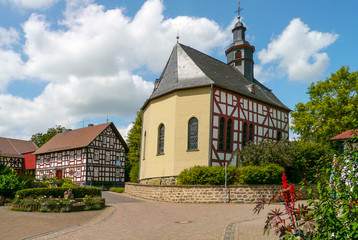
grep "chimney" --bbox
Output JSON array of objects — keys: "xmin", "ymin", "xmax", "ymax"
[{"xmin": 88, "ymin": 124, "xmax": 94, "ymax": 127}]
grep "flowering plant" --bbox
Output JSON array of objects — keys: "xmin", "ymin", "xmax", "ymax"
[{"xmin": 254, "ymin": 173, "xmax": 315, "ymax": 239}]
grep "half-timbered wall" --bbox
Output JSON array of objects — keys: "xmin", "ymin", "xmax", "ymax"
[
  {"xmin": 211, "ymin": 86, "xmax": 289, "ymax": 166},
  {"xmin": 35, "ymin": 126, "xmax": 126, "ymax": 186},
  {"xmin": 0, "ymin": 157, "xmax": 23, "ymax": 170}
]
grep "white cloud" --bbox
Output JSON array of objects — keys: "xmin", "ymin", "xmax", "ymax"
[
  {"xmin": 0, "ymin": 0, "xmax": 231, "ymax": 139},
  {"xmin": 118, "ymin": 123, "xmax": 133, "ymax": 141},
  {"xmin": 1, "ymin": 0, "xmax": 59, "ymax": 10},
  {"xmin": 257, "ymin": 18, "xmax": 338, "ymax": 82}
]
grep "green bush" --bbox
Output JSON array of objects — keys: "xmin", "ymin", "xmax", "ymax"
[
  {"xmin": 15, "ymin": 187, "xmax": 101, "ymax": 199},
  {"xmin": 177, "ymin": 166, "xmax": 241, "ymax": 185},
  {"xmin": 110, "ymin": 187, "xmax": 125, "ymax": 193},
  {"xmin": 0, "ymin": 164, "xmax": 25, "ymax": 198},
  {"xmin": 239, "ymin": 164, "xmax": 284, "ymax": 184}
]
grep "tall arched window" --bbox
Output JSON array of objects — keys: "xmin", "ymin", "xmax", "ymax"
[
  {"xmin": 226, "ymin": 119, "xmax": 232, "ymax": 150},
  {"xmin": 242, "ymin": 122, "xmax": 247, "ymax": 147},
  {"xmin": 249, "ymin": 124, "xmax": 254, "ymax": 142},
  {"xmin": 157, "ymin": 124, "xmax": 165, "ymax": 155},
  {"xmin": 143, "ymin": 131, "xmax": 146, "ymax": 160},
  {"xmin": 219, "ymin": 118, "xmax": 225, "ymax": 150},
  {"xmin": 188, "ymin": 117, "xmax": 198, "ymax": 150}
]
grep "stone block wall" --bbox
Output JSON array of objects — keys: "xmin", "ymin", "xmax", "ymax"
[{"xmin": 125, "ymin": 183, "xmax": 315, "ymax": 204}]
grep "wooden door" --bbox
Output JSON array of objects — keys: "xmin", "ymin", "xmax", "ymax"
[{"xmin": 56, "ymin": 170, "xmax": 63, "ymax": 180}]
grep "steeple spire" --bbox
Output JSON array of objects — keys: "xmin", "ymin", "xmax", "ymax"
[{"xmin": 226, "ymin": 0, "xmax": 255, "ymax": 82}]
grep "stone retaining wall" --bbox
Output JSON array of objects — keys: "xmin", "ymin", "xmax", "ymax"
[
  {"xmin": 125, "ymin": 183, "xmax": 315, "ymax": 203},
  {"xmin": 125, "ymin": 183, "xmax": 314, "ymax": 203}
]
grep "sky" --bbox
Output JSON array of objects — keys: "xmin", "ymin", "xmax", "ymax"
[{"xmin": 0, "ymin": 0, "xmax": 357, "ymax": 141}]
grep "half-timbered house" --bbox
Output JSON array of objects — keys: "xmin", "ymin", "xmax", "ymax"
[
  {"xmin": 139, "ymin": 12, "xmax": 290, "ymax": 184},
  {"xmin": 0, "ymin": 137, "xmax": 38, "ymax": 173},
  {"xmin": 34, "ymin": 122, "xmax": 128, "ymax": 186}
]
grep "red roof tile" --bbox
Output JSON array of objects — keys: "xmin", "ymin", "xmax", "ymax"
[
  {"xmin": 34, "ymin": 122, "xmax": 128, "ymax": 155},
  {"xmin": 330, "ymin": 129, "xmax": 358, "ymax": 141},
  {"xmin": 0, "ymin": 137, "xmax": 38, "ymax": 158}
]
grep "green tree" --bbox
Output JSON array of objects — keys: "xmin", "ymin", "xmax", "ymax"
[
  {"xmin": 125, "ymin": 111, "xmax": 142, "ymax": 183},
  {"xmin": 236, "ymin": 139, "xmax": 295, "ymax": 169},
  {"xmin": 31, "ymin": 125, "xmax": 67, "ymax": 147},
  {"xmin": 0, "ymin": 162, "xmax": 25, "ymax": 198},
  {"xmin": 291, "ymin": 66, "xmax": 358, "ymax": 144}
]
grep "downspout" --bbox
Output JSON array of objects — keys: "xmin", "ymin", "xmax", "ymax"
[{"xmin": 208, "ymin": 84, "xmax": 214, "ymax": 167}]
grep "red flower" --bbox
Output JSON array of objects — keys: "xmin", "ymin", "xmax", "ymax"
[{"xmin": 282, "ymin": 173, "xmax": 289, "ymax": 189}]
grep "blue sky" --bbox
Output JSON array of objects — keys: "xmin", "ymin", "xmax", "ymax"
[{"xmin": 0, "ymin": 0, "xmax": 357, "ymax": 140}]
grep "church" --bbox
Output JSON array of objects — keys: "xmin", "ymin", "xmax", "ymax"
[{"xmin": 139, "ymin": 11, "xmax": 290, "ymax": 184}]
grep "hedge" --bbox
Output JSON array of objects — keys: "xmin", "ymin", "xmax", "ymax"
[
  {"xmin": 15, "ymin": 187, "xmax": 101, "ymax": 199},
  {"xmin": 177, "ymin": 164, "xmax": 284, "ymax": 185}
]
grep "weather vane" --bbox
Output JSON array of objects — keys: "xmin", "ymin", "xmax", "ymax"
[{"xmin": 236, "ymin": 0, "xmax": 243, "ymax": 21}]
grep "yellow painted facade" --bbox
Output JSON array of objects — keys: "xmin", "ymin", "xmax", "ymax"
[{"xmin": 140, "ymin": 86, "xmax": 211, "ymax": 180}]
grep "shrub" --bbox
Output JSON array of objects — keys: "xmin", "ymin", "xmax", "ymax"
[
  {"xmin": 177, "ymin": 166, "xmax": 241, "ymax": 185},
  {"xmin": 0, "ymin": 164, "xmax": 25, "ymax": 198},
  {"xmin": 110, "ymin": 187, "xmax": 125, "ymax": 193},
  {"xmin": 15, "ymin": 187, "xmax": 101, "ymax": 199},
  {"xmin": 83, "ymin": 195, "xmax": 104, "ymax": 210},
  {"xmin": 240, "ymin": 164, "xmax": 284, "ymax": 184},
  {"xmin": 236, "ymin": 140, "xmax": 295, "ymax": 169}
]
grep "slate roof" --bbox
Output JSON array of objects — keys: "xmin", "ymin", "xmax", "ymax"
[
  {"xmin": 142, "ymin": 43, "xmax": 290, "ymax": 111},
  {"xmin": 34, "ymin": 122, "xmax": 128, "ymax": 155},
  {"xmin": 0, "ymin": 137, "xmax": 38, "ymax": 158},
  {"xmin": 330, "ymin": 129, "xmax": 358, "ymax": 141}
]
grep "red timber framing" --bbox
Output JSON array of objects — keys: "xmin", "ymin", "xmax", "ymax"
[
  {"xmin": 35, "ymin": 125, "xmax": 126, "ymax": 186},
  {"xmin": 210, "ymin": 86, "xmax": 289, "ymax": 167}
]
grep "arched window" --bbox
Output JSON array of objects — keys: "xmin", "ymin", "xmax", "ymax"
[
  {"xmin": 157, "ymin": 124, "xmax": 165, "ymax": 155},
  {"xmin": 188, "ymin": 117, "xmax": 199, "ymax": 150},
  {"xmin": 249, "ymin": 124, "xmax": 254, "ymax": 142},
  {"xmin": 277, "ymin": 131, "xmax": 281, "ymax": 141},
  {"xmin": 219, "ymin": 118, "xmax": 225, "ymax": 150},
  {"xmin": 143, "ymin": 131, "xmax": 146, "ymax": 160},
  {"xmin": 226, "ymin": 119, "xmax": 232, "ymax": 150},
  {"xmin": 242, "ymin": 122, "xmax": 247, "ymax": 147},
  {"xmin": 235, "ymin": 51, "xmax": 242, "ymax": 66}
]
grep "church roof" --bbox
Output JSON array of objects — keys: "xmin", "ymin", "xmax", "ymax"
[
  {"xmin": 0, "ymin": 137, "xmax": 38, "ymax": 158},
  {"xmin": 143, "ymin": 43, "xmax": 290, "ymax": 111},
  {"xmin": 34, "ymin": 122, "xmax": 128, "ymax": 155}
]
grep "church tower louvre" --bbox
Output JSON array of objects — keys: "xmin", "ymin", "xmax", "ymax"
[{"xmin": 225, "ymin": 1, "xmax": 255, "ymax": 81}]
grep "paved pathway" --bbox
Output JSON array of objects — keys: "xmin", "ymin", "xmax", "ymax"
[{"xmin": 0, "ymin": 192, "xmax": 282, "ymax": 240}]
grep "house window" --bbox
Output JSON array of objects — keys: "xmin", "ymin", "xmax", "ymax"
[
  {"xmin": 94, "ymin": 167, "xmax": 99, "ymax": 177},
  {"xmin": 40, "ymin": 157, "xmax": 44, "ymax": 164},
  {"xmin": 249, "ymin": 124, "xmax": 254, "ymax": 142},
  {"xmin": 219, "ymin": 118, "xmax": 225, "ymax": 150},
  {"xmin": 106, "ymin": 152, "xmax": 110, "ymax": 161},
  {"xmin": 69, "ymin": 169, "xmax": 74, "ymax": 177},
  {"xmin": 70, "ymin": 151, "xmax": 74, "ymax": 160},
  {"xmin": 116, "ymin": 170, "xmax": 120, "ymax": 177},
  {"xmin": 277, "ymin": 131, "xmax": 281, "ymax": 141},
  {"xmin": 116, "ymin": 153, "xmax": 121, "ymax": 166},
  {"xmin": 103, "ymin": 136, "xmax": 107, "ymax": 145},
  {"xmin": 77, "ymin": 150, "xmax": 81, "ymax": 160},
  {"xmin": 157, "ymin": 124, "xmax": 165, "ymax": 155},
  {"xmin": 110, "ymin": 137, "xmax": 113, "ymax": 146},
  {"xmin": 95, "ymin": 150, "xmax": 99, "ymax": 161},
  {"xmin": 58, "ymin": 153, "xmax": 61, "ymax": 162},
  {"xmin": 242, "ymin": 122, "xmax": 247, "ymax": 147},
  {"xmin": 188, "ymin": 117, "xmax": 198, "ymax": 150},
  {"xmin": 226, "ymin": 119, "xmax": 232, "ymax": 150},
  {"xmin": 77, "ymin": 168, "xmax": 81, "ymax": 176}
]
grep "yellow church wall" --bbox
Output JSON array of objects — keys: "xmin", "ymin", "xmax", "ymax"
[{"xmin": 140, "ymin": 86, "xmax": 211, "ymax": 180}]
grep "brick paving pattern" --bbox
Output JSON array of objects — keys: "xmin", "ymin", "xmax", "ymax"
[{"xmin": 0, "ymin": 191, "xmax": 283, "ymax": 240}]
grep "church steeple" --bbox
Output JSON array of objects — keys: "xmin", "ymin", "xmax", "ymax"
[{"xmin": 225, "ymin": 1, "xmax": 255, "ymax": 81}]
